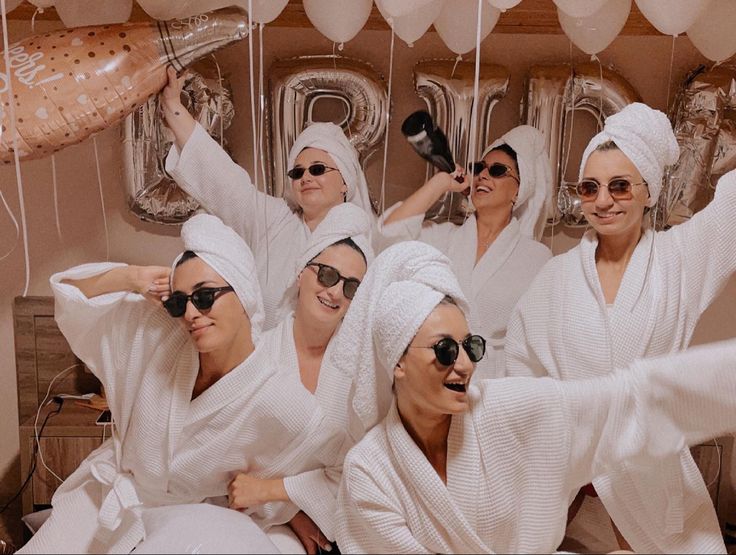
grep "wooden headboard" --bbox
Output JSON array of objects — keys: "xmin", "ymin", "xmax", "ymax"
[{"xmin": 13, "ymin": 296, "xmax": 100, "ymax": 423}]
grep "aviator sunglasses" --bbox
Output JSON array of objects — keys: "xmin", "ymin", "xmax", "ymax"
[
  {"xmin": 287, "ymin": 163, "xmax": 339, "ymax": 180},
  {"xmin": 409, "ymin": 335, "xmax": 486, "ymax": 366},
  {"xmin": 163, "ymin": 285, "xmax": 234, "ymax": 318},
  {"xmin": 469, "ymin": 161, "xmax": 519, "ymax": 182},
  {"xmin": 306, "ymin": 262, "xmax": 361, "ymax": 300},
  {"xmin": 574, "ymin": 178, "xmax": 647, "ymax": 201}
]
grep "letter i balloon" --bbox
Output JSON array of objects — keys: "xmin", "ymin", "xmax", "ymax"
[{"xmin": 0, "ymin": 11, "xmax": 247, "ymax": 164}]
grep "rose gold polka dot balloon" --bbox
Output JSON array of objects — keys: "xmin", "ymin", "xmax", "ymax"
[{"xmin": 0, "ymin": 11, "xmax": 247, "ymax": 163}]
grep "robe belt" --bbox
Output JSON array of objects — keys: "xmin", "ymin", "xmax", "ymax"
[{"xmin": 90, "ymin": 459, "xmax": 143, "ymax": 531}]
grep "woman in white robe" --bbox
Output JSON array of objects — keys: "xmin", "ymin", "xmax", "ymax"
[
  {"xmin": 332, "ymin": 241, "xmax": 736, "ymax": 554},
  {"xmin": 504, "ymin": 102, "xmax": 736, "ymax": 552},
  {"xmin": 226, "ymin": 202, "xmax": 373, "ymax": 553},
  {"xmin": 161, "ymin": 67, "xmax": 376, "ymax": 329},
  {"xmin": 19, "ymin": 215, "xmax": 345, "ymax": 554},
  {"xmin": 378, "ymin": 125, "xmax": 552, "ymax": 378}
]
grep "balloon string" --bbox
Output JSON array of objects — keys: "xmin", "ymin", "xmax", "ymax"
[
  {"xmin": 379, "ymin": 27, "xmax": 395, "ymax": 216},
  {"xmin": 666, "ymin": 34, "xmax": 676, "ymax": 113},
  {"xmin": 257, "ymin": 22, "xmax": 270, "ymax": 290},
  {"xmin": 464, "ymin": 0, "xmax": 484, "ymax": 216},
  {"xmin": 30, "ymin": 6, "xmax": 41, "ymax": 33},
  {"xmin": 51, "ymin": 154, "xmax": 62, "ymax": 240},
  {"xmin": 595, "ymin": 54, "xmax": 604, "ymax": 130},
  {"xmin": 92, "ymin": 138, "xmax": 109, "ymax": 261},
  {"xmin": 1, "ymin": 0, "xmax": 30, "ymax": 295},
  {"xmin": 451, "ymin": 54, "xmax": 462, "ymax": 79},
  {"xmin": 0, "ymin": 182, "xmax": 20, "ymax": 262}
]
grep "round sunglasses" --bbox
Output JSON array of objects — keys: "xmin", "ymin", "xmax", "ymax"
[
  {"xmin": 306, "ymin": 262, "xmax": 361, "ymax": 300},
  {"xmin": 469, "ymin": 161, "xmax": 519, "ymax": 182},
  {"xmin": 162, "ymin": 285, "xmax": 234, "ymax": 318},
  {"xmin": 409, "ymin": 335, "xmax": 486, "ymax": 366},
  {"xmin": 287, "ymin": 163, "xmax": 339, "ymax": 181},
  {"xmin": 575, "ymin": 178, "xmax": 646, "ymax": 201}
]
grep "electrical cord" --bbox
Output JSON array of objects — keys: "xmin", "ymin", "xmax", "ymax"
[{"xmin": 0, "ymin": 398, "xmax": 63, "ymax": 514}]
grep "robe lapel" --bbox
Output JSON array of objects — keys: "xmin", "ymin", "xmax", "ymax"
[
  {"xmin": 166, "ymin": 344, "xmax": 199, "ymax": 461},
  {"xmin": 470, "ymin": 218, "xmax": 522, "ymax": 303},
  {"xmin": 386, "ymin": 403, "xmax": 490, "ymax": 553},
  {"xmin": 580, "ymin": 230, "xmax": 659, "ymax": 368},
  {"xmin": 446, "ymin": 411, "xmax": 482, "ymax": 531}
]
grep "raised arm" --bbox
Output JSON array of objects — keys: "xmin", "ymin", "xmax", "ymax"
[
  {"xmin": 561, "ymin": 339, "xmax": 736, "ymax": 487},
  {"xmin": 51, "ymin": 263, "xmax": 176, "ymax": 417},
  {"xmin": 160, "ymin": 67, "xmax": 292, "ymax": 246},
  {"xmin": 383, "ymin": 168, "xmax": 469, "ymax": 226},
  {"xmin": 663, "ymin": 168, "xmax": 736, "ymax": 315}
]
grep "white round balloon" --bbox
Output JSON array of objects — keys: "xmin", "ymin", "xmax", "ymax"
[
  {"xmin": 55, "ymin": 0, "xmax": 132, "ymax": 27},
  {"xmin": 687, "ymin": 0, "xmax": 736, "ymax": 62},
  {"xmin": 377, "ymin": 0, "xmax": 445, "ymax": 46},
  {"xmin": 487, "ymin": 0, "xmax": 521, "ymax": 10},
  {"xmin": 378, "ymin": 0, "xmax": 437, "ymax": 19},
  {"xmin": 303, "ymin": 0, "xmax": 373, "ymax": 43},
  {"xmin": 553, "ymin": 0, "xmax": 607, "ymax": 18},
  {"xmin": 434, "ymin": 0, "xmax": 500, "ymax": 55},
  {"xmin": 558, "ymin": 0, "xmax": 631, "ymax": 55},
  {"xmin": 635, "ymin": 0, "xmax": 712, "ymax": 36}
]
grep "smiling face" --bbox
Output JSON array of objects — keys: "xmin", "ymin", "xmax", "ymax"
[
  {"xmin": 394, "ymin": 302, "xmax": 475, "ymax": 417},
  {"xmin": 295, "ymin": 242, "xmax": 367, "ymax": 331},
  {"xmin": 580, "ymin": 148, "xmax": 649, "ymax": 239},
  {"xmin": 290, "ymin": 147, "xmax": 348, "ymax": 217},
  {"xmin": 171, "ymin": 257, "xmax": 252, "ymax": 354},
  {"xmin": 471, "ymin": 148, "xmax": 520, "ymax": 215}
]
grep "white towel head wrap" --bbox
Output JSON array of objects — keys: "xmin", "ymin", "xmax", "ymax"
[
  {"xmin": 277, "ymin": 202, "xmax": 375, "ymax": 319},
  {"xmin": 171, "ymin": 214, "xmax": 264, "ymax": 342},
  {"xmin": 330, "ymin": 241, "xmax": 469, "ymax": 436},
  {"xmin": 484, "ymin": 125, "xmax": 552, "ymax": 240},
  {"xmin": 287, "ymin": 122, "xmax": 376, "ymax": 218},
  {"xmin": 579, "ymin": 102, "xmax": 679, "ymax": 207}
]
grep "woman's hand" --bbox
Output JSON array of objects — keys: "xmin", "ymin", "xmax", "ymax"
[
  {"xmin": 227, "ymin": 474, "xmax": 289, "ymax": 509},
  {"xmin": 129, "ymin": 265, "xmax": 171, "ymax": 304},
  {"xmin": 288, "ymin": 511, "xmax": 332, "ymax": 554},
  {"xmin": 427, "ymin": 164, "xmax": 471, "ymax": 195}
]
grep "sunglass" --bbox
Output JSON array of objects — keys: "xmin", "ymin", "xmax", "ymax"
[
  {"xmin": 162, "ymin": 285, "xmax": 234, "ymax": 318},
  {"xmin": 409, "ymin": 335, "xmax": 486, "ymax": 366},
  {"xmin": 287, "ymin": 163, "xmax": 339, "ymax": 180},
  {"xmin": 574, "ymin": 178, "xmax": 647, "ymax": 201},
  {"xmin": 469, "ymin": 161, "xmax": 519, "ymax": 182},
  {"xmin": 306, "ymin": 262, "xmax": 361, "ymax": 300}
]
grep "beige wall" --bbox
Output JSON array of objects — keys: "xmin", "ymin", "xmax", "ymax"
[{"xmin": 2, "ymin": 18, "xmax": 735, "ymax": 540}]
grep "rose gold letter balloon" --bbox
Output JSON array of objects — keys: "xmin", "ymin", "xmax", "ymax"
[{"xmin": 0, "ymin": 11, "xmax": 247, "ymax": 163}]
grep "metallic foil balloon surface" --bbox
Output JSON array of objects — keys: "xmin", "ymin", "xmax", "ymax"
[
  {"xmin": 413, "ymin": 59, "xmax": 509, "ymax": 224},
  {"xmin": 657, "ymin": 65, "xmax": 736, "ymax": 228},
  {"xmin": 0, "ymin": 11, "xmax": 247, "ymax": 163},
  {"xmin": 124, "ymin": 58, "xmax": 234, "ymax": 225},
  {"xmin": 267, "ymin": 55, "xmax": 388, "ymax": 211},
  {"xmin": 523, "ymin": 63, "xmax": 640, "ymax": 227}
]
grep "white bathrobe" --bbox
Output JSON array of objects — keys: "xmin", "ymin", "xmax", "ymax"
[
  {"xmin": 336, "ymin": 340, "xmax": 736, "ymax": 554},
  {"xmin": 504, "ymin": 170, "xmax": 736, "ymax": 552},
  {"xmin": 20, "ymin": 263, "xmax": 346, "ymax": 554},
  {"xmin": 379, "ymin": 211, "xmax": 551, "ymax": 378},
  {"xmin": 166, "ymin": 125, "xmax": 375, "ymax": 330},
  {"xmin": 258, "ymin": 316, "xmax": 357, "ymax": 541}
]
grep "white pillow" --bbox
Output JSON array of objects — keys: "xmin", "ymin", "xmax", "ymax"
[{"xmin": 135, "ymin": 503, "xmax": 280, "ymax": 554}]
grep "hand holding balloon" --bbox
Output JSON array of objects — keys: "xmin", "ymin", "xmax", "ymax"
[
  {"xmin": 401, "ymin": 110, "xmax": 464, "ymax": 182},
  {"xmin": 161, "ymin": 66, "xmax": 196, "ymax": 150}
]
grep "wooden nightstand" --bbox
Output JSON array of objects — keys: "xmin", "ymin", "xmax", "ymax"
[{"xmin": 18, "ymin": 402, "xmax": 110, "ymax": 516}]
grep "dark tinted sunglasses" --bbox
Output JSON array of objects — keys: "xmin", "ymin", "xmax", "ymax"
[
  {"xmin": 410, "ymin": 335, "xmax": 486, "ymax": 366},
  {"xmin": 470, "ymin": 161, "xmax": 519, "ymax": 181},
  {"xmin": 306, "ymin": 262, "xmax": 361, "ymax": 300},
  {"xmin": 574, "ymin": 178, "xmax": 646, "ymax": 201},
  {"xmin": 162, "ymin": 285, "xmax": 234, "ymax": 318},
  {"xmin": 287, "ymin": 163, "xmax": 339, "ymax": 180}
]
